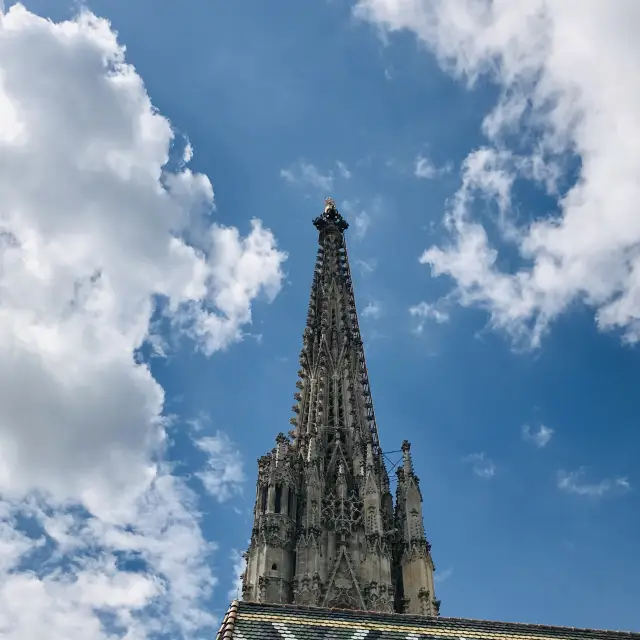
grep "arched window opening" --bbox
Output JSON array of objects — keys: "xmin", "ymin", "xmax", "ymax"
[
  {"xmin": 274, "ymin": 485, "xmax": 283, "ymax": 513},
  {"xmin": 260, "ymin": 486, "xmax": 267, "ymax": 514}
]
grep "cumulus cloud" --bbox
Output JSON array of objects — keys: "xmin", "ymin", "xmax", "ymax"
[
  {"xmin": 464, "ymin": 452, "xmax": 496, "ymax": 479},
  {"xmin": 0, "ymin": 4, "xmax": 285, "ymax": 638},
  {"xmin": 195, "ymin": 432, "xmax": 245, "ymax": 502},
  {"xmin": 355, "ymin": 0, "xmax": 640, "ymax": 347},
  {"xmin": 521, "ymin": 423, "xmax": 554, "ymax": 448},
  {"xmin": 1, "ymin": 473, "xmax": 216, "ymax": 639},
  {"xmin": 558, "ymin": 469, "xmax": 631, "ymax": 499}
]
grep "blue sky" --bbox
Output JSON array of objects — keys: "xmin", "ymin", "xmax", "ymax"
[{"xmin": 1, "ymin": 1, "xmax": 640, "ymax": 638}]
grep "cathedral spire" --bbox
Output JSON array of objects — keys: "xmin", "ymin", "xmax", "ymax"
[{"xmin": 242, "ymin": 199, "xmax": 438, "ymax": 614}]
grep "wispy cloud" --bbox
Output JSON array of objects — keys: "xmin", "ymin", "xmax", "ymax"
[
  {"xmin": 557, "ymin": 469, "xmax": 631, "ymax": 498},
  {"xmin": 227, "ymin": 547, "xmax": 247, "ymax": 600},
  {"xmin": 195, "ymin": 431, "xmax": 245, "ymax": 502},
  {"xmin": 280, "ymin": 159, "xmax": 352, "ymax": 193},
  {"xmin": 354, "ymin": 210, "xmax": 371, "ymax": 238},
  {"xmin": 362, "ymin": 301, "xmax": 382, "ymax": 320},
  {"xmin": 336, "ymin": 160, "xmax": 352, "ymax": 179},
  {"xmin": 355, "ymin": 258, "xmax": 377, "ymax": 275},
  {"xmin": 464, "ymin": 452, "xmax": 496, "ymax": 479},
  {"xmin": 410, "ymin": 301, "xmax": 449, "ymax": 324},
  {"xmin": 356, "ymin": 1, "xmax": 640, "ymax": 348},
  {"xmin": 521, "ymin": 423, "xmax": 554, "ymax": 448},
  {"xmin": 414, "ymin": 155, "xmax": 452, "ymax": 180},
  {"xmin": 409, "ymin": 301, "xmax": 450, "ymax": 334},
  {"xmin": 280, "ymin": 161, "xmax": 334, "ymax": 192},
  {"xmin": 342, "ymin": 200, "xmax": 373, "ymax": 239},
  {"xmin": 434, "ymin": 567, "xmax": 454, "ymax": 583}
]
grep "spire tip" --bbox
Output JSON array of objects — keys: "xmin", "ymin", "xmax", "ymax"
[{"xmin": 313, "ymin": 197, "xmax": 349, "ymax": 233}]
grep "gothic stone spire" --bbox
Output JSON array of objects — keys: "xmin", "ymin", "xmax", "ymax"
[{"xmin": 242, "ymin": 199, "xmax": 438, "ymax": 615}]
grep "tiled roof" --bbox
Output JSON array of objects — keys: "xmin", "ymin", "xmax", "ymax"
[{"xmin": 216, "ymin": 601, "xmax": 640, "ymax": 640}]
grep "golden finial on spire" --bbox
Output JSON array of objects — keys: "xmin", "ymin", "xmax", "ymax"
[{"xmin": 324, "ymin": 197, "xmax": 336, "ymax": 213}]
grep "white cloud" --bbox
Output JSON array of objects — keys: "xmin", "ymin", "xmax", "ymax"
[
  {"xmin": 434, "ymin": 567, "xmax": 453, "ymax": 583},
  {"xmin": 0, "ymin": 5, "xmax": 286, "ymax": 638},
  {"xmin": 280, "ymin": 161, "xmax": 334, "ymax": 192},
  {"xmin": 0, "ymin": 474, "xmax": 217, "ymax": 639},
  {"xmin": 361, "ymin": 301, "xmax": 382, "ymax": 319},
  {"xmin": 521, "ymin": 423, "xmax": 554, "ymax": 448},
  {"xmin": 355, "ymin": 0, "xmax": 640, "ymax": 347},
  {"xmin": 341, "ymin": 200, "xmax": 371, "ymax": 239},
  {"xmin": 558, "ymin": 469, "xmax": 631, "ymax": 498},
  {"xmin": 342, "ymin": 199, "xmax": 383, "ymax": 240},
  {"xmin": 354, "ymin": 211, "xmax": 371, "ymax": 238},
  {"xmin": 195, "ymin": 432, "xmax": 245, "ymax": 502},
  {"xmin": 183, "ymin": 141, "xmax": 194, "ymax": 163},
  {"xmin": 336, "ymin": 160, "xmax": 352, "ymax": 179},
  {"xmin": 464, "ymin": 452, "xmax": 496, "ymax": 479},
  {"xmin": 180, "ymin": 219, "xmax": 285, "ymax": 355},
  {"xmin": 355, "ymin": 258, "xmax": 377, "ymax": 275},
  {"xmin": 415, "ymin": 155, "xmax": 437, "ymax": 179},
  {"xmin": 414, "ymin": 155, "xmax": 451, "ymax": 180},
  {"xmin": 227, "ymin": 548, "xmax": 247, "ymax": 601},
  {"xmin": 409, "ymin": 301, "xmax": 450, "ymax": 333},
  {"xmin": 409, "ymin": 302, "xmax": 449, "ymax": 323}
]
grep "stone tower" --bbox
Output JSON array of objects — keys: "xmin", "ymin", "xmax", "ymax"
[{"xmin": 242, "ymin": 198, "xmax": 439, "ymax": 615}]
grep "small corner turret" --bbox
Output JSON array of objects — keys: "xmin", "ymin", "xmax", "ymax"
[{"xmin": 394, "ymin": 439, "xmax": 438, "ymax": 615}]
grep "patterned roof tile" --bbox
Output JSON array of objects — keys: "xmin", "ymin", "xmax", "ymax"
[{"xmin": 217, "ymin": 601, "xmax": 640, "ymax": 640}]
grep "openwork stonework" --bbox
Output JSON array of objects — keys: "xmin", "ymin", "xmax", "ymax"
[{"xmin": 241, "ymin": 199, "xmax": 438, "ymax": 616}]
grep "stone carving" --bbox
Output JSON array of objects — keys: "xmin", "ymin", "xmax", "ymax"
[
  {"xmin": 417, "ymin": 588, "xmax": 432, "ymax": 615},
  {"xmin": 322, "ymin": 490, "xmax": 363, "ymax": 535},
  {"xmin": 364, "ymin": 581, "xmax": 394, "ymax": 613},
  {"xmin": 256, "ymin": 514, "xmax": 295, "ymax": 549},
  {"xmin": 402, "ymin": 538, "xmax": 431, "ymax": 563},
  {"xmin": 323, "ymin": 547, "xmax": 364, "ymax": 610},
  {"xmin": 258, "ymin": 576, "xmax": 269, "ymax": 603}
]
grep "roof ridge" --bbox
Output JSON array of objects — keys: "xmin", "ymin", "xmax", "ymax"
[{"xmin": 216, "ymin": 599, "xmax": 240, "ymax": 640}]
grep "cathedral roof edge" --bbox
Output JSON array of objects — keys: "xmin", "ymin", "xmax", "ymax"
[
  {"xmin": 228, "ymin": 601, "xmax": 640, "ymax": 640},
  {"xmin": 215, "ymin": 599, "xmax": 240, "ymax": 640}
]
